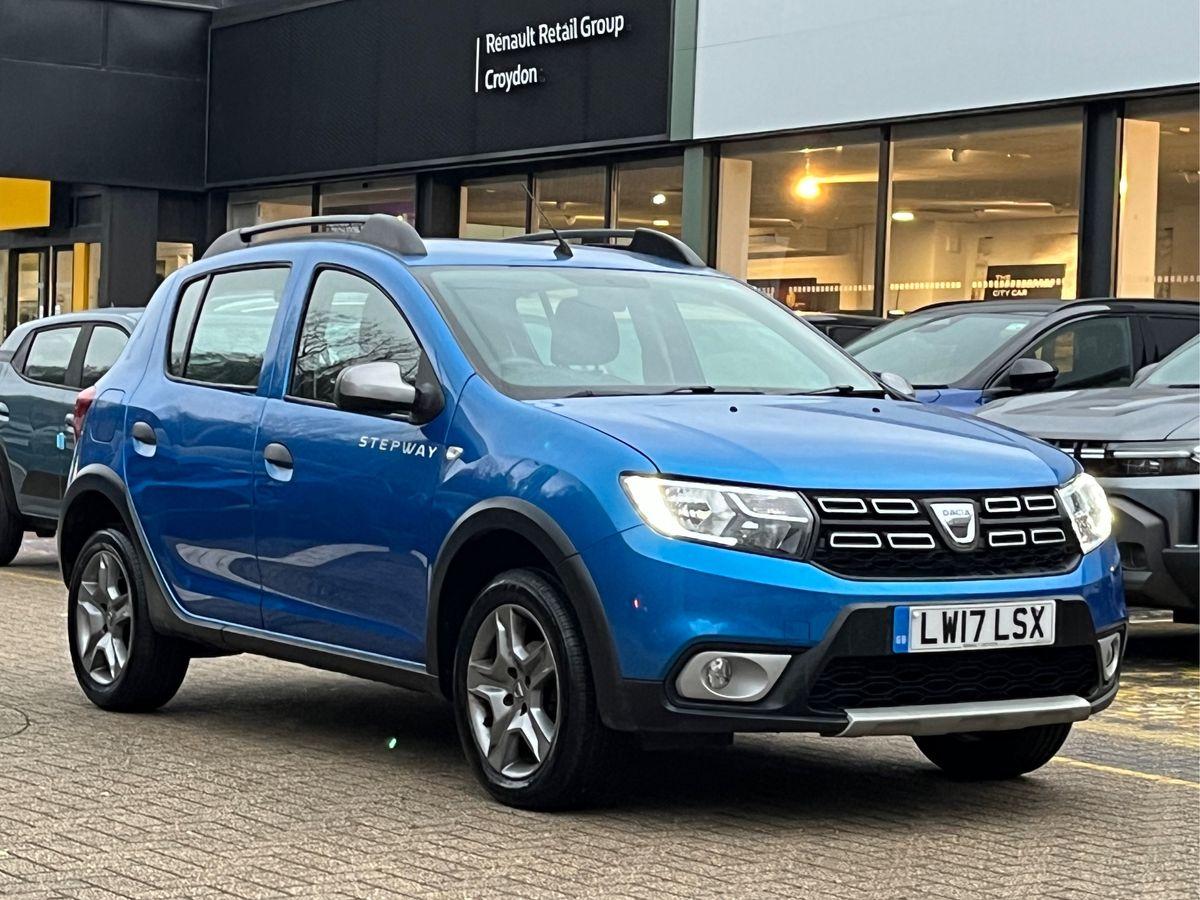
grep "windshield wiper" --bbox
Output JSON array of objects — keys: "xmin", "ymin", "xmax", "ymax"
[
  {"xmin": 787, "ymin": 384, "xmax": 887, "ymax": 397},
  {"xmin": 1167, "ymin": 383, "xmax": 1199, "ymax": 389}
]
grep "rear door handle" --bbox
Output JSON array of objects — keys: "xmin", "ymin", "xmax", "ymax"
[
  {"xmin": 131, "ymin": 421, "xmax": 156, "ymax": 445},
  {"xmin": 263, "ymin": 442, "xmax": 294, "ymax": 482}
]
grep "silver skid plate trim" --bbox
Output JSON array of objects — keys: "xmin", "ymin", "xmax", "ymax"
[{"xmin": 835, "ymin": 694, "xmax": 1091, "ymax": 737}]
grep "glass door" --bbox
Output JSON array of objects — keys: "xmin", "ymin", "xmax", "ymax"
[
  {"xmin": 8, "ymin": 248, "xmax": 48, "ymax": 332},
  {"xmin": 52, "ymin": 246, "xmax": 74, "ymax": 317}
]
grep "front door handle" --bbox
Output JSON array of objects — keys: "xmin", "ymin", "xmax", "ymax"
[
  {"xmin": 0, "ymin": 402, "xmax": 8, "ymax": 423},
  {"xmin": 263, "ymin": 442, "xmax": 294, "ymax": 482}
]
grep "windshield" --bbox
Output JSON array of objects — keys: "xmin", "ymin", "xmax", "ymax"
[
  {"xmin": 1138, "ymin": 336, "xmax": 1199, "ymax": 388},
  {"xmin": 849, "ymin": 310, "xmax": 1042, "ymax": 386},
  {"xmin": 417, "ymin": 267, "xmax": 879, "ymax": 399}
]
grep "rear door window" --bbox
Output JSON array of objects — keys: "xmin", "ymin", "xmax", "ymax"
[
  {"xmin": 1022, "ymin": 315, "xmax": 1134, "ymax": 389},
  {"xmin": 175, "ymin": 268, "xmax": 289, "ymax": 388},
  {"xmin": 80, "ymin": 326, "xmax": 129, "ymax": 388},
  {"xmin": 23, "ymin": 327, "xmax": 82, "ymax": 386}
]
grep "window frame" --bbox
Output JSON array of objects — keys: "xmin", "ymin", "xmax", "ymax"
[
  {"xmin": 283, "ymin": 263, "xmax": 431, "ymax": 421},
  {"xmin": 78, "ymin": 323, "xmax": 132, "ymax": 389},
  {"xmin": 986, "ymin": 311, "xmax": 1143, "ymax": 391},
  {"xmin": 164, "ymin": 263, "xmax": 292, "ymax": 394},
  {"xmin": 14, "ymin": 322, "xmax": 89, "ymax": 390}
]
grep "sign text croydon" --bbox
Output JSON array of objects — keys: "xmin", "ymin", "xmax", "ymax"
[{"xmin": 475, "ymin": 14, "xmax": 627, "ymax": 93}]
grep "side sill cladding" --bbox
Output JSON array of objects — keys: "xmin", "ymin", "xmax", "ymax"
[{"xmin": 427, "ymin": 498, "xmax": 637, "ymax": 730}]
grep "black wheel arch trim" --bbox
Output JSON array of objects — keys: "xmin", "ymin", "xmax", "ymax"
[{"xmin": 428, "ymin": 498, "xmax": 634, "ymax": 730}]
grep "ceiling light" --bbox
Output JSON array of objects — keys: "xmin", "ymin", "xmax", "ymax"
[
  {"xmin": 891, "ymin": 210, "xmax": 915, "ymax": 222},
  {"xmin": 651, "ymin": 192, "xmax": 667, "ymax": 205},
  {"xmin": 1180, "ymin": 126, "xmax": 1192, "ymax": 133},
  {"xmin": 793, "ymin": 175, "xmax": 821, "ymax": 200},
  {"xmin": 652, "ymin": 218, "xmax": 670, "ymax": 227}
]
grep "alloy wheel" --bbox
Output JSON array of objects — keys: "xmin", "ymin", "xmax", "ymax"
[
  {"xmin": 74, "ymin": 550, "xmax": 133, "ymax": 686},
  {"xmin": 465, "ymin": 603, "xmax": 560, "ymax": 779}
]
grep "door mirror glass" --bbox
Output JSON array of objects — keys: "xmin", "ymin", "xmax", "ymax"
[
  {"xmin": 334, "ymin": 361, "xmax": 417, "ymax": 415},
  {"xmin": 877, "ymin": 371, "xmax": 916, "ymax": 398},
  {"xmin": 1005, "ymin": 357, "xmax": 1058, "ymax": 393}
]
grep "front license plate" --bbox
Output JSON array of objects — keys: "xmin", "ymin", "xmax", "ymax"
[{"xmin": 892, "ymin": 600, "xmax": 1055, "ymax": 653}]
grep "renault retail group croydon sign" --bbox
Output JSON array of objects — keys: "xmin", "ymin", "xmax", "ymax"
[
  {"xmin": 475, "ymin": 14, "xmax": 628, "ymax": 93},
  {"xmin": 207, "ymin": 0, "xmax": 671, "ymax": 184}
]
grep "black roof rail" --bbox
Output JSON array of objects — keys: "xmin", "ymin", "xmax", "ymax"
[
  {"xmin": 504, "ymin": 228, "xmax": 706, "ymax": 268},
  {"xmin": 203, "ymin": 214, "xmax": 427, "ymax": 259}
]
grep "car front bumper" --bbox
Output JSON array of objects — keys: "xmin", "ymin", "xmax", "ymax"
[
  {"xmin": 583, "ymin": 526, "xmax": 1125, "ymax": 735},
  {"xmin": 1104, "ymin": 474, "xmax": 1199, "ymax": 613}
]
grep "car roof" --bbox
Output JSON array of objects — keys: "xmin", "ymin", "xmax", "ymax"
[
  {"xmin": 0, "ymin": 308, "xmax": 144, "ymax": 352},
  {"xmin": 903, "ymin": 297, "xmax": 1196, "ymax": 320},
  {"xmin": 799, "ymin": 312, "xmax": 885, "ymax": 325}
]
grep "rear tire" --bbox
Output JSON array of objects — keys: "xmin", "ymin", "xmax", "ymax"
[
  {"xmin": 452, "ymin": 568, "xmax": 622, "ymax": 810},
  {"xmin": 67, "ymin": 528, "xmax": 190, "ymax": 712},
  {"xmin": 0, "ymin": 489, "xmax": 23, "ymax": 567},
  {"xmin": 914, "ymin": 722, "xmax": 1072, "ymax": 780}
]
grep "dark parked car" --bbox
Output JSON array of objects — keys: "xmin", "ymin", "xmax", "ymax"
[
  {"xmin": 0, "ymin": 309, "xmax": 142, "ymax": 564},
  {"xmin": 796, "ymin": 311, "xmax": 885, "ymax": 346},
  {"xmin": 981, "ymin": 336, "xmax": 1199, "ymax": 622},
  {"xmin": 848, "ymin": 299, "xmax": 1199, "ymax": 411}
]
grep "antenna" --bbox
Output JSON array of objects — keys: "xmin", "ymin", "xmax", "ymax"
[{"xmin": 522, "ymin": 183, "xmax": 573, "ymax": 259}]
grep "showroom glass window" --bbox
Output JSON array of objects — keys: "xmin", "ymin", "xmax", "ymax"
[
  {"xmin": 717, "ymin": 133, "xmax": 880, "ymax": 313},
  {"xmin": 1117, "ymin": 94, "xmax": 1200, "ymax": 300},
  {"xmin": 320, "ymin": 177, "xmax": 417, "ymax": 223},
  {"xmin": 535, "ymin": 167, "xmax": 607, "ymax": 230},
  {"xmin": 886, "ymin": 111, "xmax": 1083, "ymax": 313},
  {"xmin": 615, "ymin": 157, "xmax": 684, "ymax": 239},
  {"xmin": 460, "ymin": 177, "xmax": 529, "ymax": 238},
  {"xmin": 227, "ymin": 186, "xmax": 314, "ymax": 229}
]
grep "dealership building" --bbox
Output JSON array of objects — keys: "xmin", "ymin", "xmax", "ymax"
[{"xmin": 0, "ymin": 0, "xmax": 1197, "ymax": 333}]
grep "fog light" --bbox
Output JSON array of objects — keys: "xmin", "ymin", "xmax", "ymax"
[
  {"xmin": 1099, "ymin": 632, "xmax": 1121, "ymax": 681},
  {"xmin": 675, "ymin": 650, "xmax": 791, "ymax": 702},
  {"xmin": 702, "ymin": 657, "xmax": 732, "ymax": 691}
]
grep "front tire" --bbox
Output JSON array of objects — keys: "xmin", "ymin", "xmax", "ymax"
[
  {"xmin": 914, "ymin": 722, "xmax": 1072, "ymax": 780},
  {"xmin": 452, "ymin": 568, "xmax": 621, "ymax": 810},
  {"xmin": 67, "ymin": 528, "xmax": 190, "ymax": 712}
]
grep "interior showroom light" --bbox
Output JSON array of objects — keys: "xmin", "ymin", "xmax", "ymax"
[{"xmin": 651, "ymin": 192, "xmax": 668, "ymax": 205}]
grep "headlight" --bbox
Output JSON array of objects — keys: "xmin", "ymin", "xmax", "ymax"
[
  {"xmin": 1101, "ymin": 440, "xmax": 1200, "ymax": 477},
  {"xmin": 622, "ymin": 475, "xmax": 815, "ymax": 555},
  {"xmin": 1056, "ymin": 473, "xmax": 1112, "ymax": 554}
]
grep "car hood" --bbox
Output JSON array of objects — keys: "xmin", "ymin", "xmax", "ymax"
[
  {"xmin": 979, "ymin": 388, "xmax": 1200, "ymax": 442},
  {"xmin": 533, "ymin": 394, "xmax": 1074, "ymax": 490}
]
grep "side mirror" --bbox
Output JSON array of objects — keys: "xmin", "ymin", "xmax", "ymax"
[
  {"xmin": 1133, "ymin": 361, "xmax": 1159, "ymax": 384},
  {"xmin": 334, "ymin": 361, "xmax": 417, "ymax": 415},
  {"xmin": 1005, "ymin": 357, "xmax": 1058, "ymax": 393},
  {"xmin": 877, "ymin": 371, "xmax": 916, "ymax": 399}
]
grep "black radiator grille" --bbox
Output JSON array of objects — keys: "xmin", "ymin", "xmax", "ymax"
[{"xmin": 806, "ymin": 489, "xmax": 1080, "ymax": 579}]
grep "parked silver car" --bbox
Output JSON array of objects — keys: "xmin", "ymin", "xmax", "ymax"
[{"xmin": 981, "ymin": 336, "xmax": 1199, "ymax": 621}]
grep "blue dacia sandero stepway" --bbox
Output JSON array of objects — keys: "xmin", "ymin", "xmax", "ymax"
[{"xmin": 59, "ymin": 216, "xmax": 1125, "ymax": 809}]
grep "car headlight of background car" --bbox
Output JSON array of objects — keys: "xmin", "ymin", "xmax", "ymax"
[
  {"xmin": 1056, "ymin": 473, "xmax": 1113, "ymax": 554},
  {"xmin": 622, "ymin": 475, "xmax": 815, "ymax": 555},
  {"xmin": 1090, "ymin": 440, "xmax": 1200, "ymax": 477}
]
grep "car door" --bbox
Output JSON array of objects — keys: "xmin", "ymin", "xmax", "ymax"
[
  {"xmin": 253, "ymin": 264, "xmax": 447, "ymax": 661},
  {"xmin": 1017, "ymin": 314, "xmax": 1138, "ymax": 391},
  {"xmin": 124, "ymin": 266, "xmax": 291, "ymax": 627},
  {"xmin": 7, "ymin": 324, "xmax": 85, "ymax": 519}
]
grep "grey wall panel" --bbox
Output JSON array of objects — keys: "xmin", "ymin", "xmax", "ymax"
[
  {"xmin": 107, "ymin": 4, "xmax": 210, "ymax": 79},
  {"xmin": 0, "ymin": 0, "xmax": 104, "ymax": 67},
  {"xmin": 0, "ymin": 60, "xmax": 206, "ymax": 189}
]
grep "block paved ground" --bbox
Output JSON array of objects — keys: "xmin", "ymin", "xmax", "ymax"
[{"xmin": 1, "ymin": 538, "xmax": 1197, "ymax": 899}]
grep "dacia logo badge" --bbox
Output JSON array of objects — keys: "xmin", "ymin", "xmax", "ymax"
[{"xmin": 928, "ymin": 500, "xmax": 978, "ymax": 549}]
